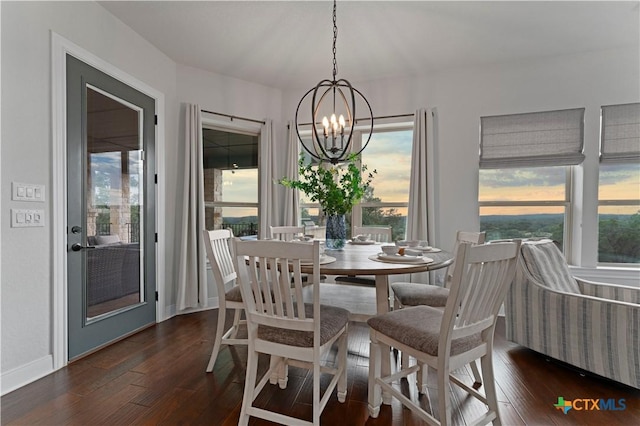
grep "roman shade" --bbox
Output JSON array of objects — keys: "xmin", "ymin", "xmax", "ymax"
[
  {"xmin": 600, "ymin": 103, "xmax": 640, "ymax": 164},
  {"xmin": 480, "ymin": 108, "xmax": 585, "ymax": 169}
]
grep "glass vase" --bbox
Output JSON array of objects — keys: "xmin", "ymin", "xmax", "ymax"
[{"xmin": 325, "ymin": 214, "xmax": 346, "ymax": 250}]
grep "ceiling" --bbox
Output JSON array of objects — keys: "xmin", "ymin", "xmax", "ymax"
[{"xmin": 99, "ymin": 1, "xmax": 640, "ymax": 90}]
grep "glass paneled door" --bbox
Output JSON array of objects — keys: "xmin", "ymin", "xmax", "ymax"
[{"xmin": 66, "ymin": 55, "xmax": 156, "ymax": 360}]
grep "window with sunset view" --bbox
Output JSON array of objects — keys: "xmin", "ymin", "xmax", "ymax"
[
  {"xmin": 478, "ymin": 108, "xmax": 585, "ymax": 257},
  {"xmin": 597, "ymin": 103, "xmax": 640, "ymax": 264}
]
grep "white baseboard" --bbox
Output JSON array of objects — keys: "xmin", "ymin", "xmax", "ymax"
[
  {"xmin": 1, "ymin": 354, "xmax": 54, "ymax": 396},
  {"xmin": 2, "ymin": 297, "xmax": 220, "ymax": 396},
  {"xmin": 164, "ymin": 296, "xmax": 219, "ymax": 320}
]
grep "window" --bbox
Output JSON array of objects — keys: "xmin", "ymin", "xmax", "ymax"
[
  {"xmin": 356, "ymin": 127, "xmax": 413, "ymax": 241},
  {"xmin": 478, "ymin": 108, "xmax": 585, "ymax": 253},
  {"xmin": 203, "ymin": 128, "xmax": 259, "ymax": 237},
  {"xmin": 597, "ymin": 103, "xmax": 640, "ymax": 264},
  {"xmin": 298, "ymin": 123, "xmax": 413, "ymax": 241},
  {"xmin": 479, "ymin": 166, "xmax": 570, "ymax": 246}
]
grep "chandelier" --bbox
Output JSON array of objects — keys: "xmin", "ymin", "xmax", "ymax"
[{"xmin": 295, "ymin": 0, "xmax": 373, "ymax": 164}]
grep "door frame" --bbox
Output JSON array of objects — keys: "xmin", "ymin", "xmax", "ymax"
[{"xmin": 51, "ymin": 32, "xmax": 166, "ymax": 370}]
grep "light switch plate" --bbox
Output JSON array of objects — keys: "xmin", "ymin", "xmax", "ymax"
[
  {"xmin": 11, "ymin": 209, "xmax": 45, "ymax": 227},
  {"xmin": 12, "ymin": 182, "xmax": 45, "ymax": 202}
]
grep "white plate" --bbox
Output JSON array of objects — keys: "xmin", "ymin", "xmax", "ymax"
[
  {"xmin": 369, "ymin": 254, "xmax": 434, "ymax": 264},
  {"xmin": 377, "ymin": 253, "xmax": 423, "ymax": 262},
  {"xmin": 414, "ymin": 246, "xmax": 442, "ymax": 253}
]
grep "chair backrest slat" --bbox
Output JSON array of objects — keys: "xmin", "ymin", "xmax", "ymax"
[
  {"xmin": 249, "ymin": 256, "xmax": 265, "ymax": 313},
  {"xmin": 291, "ymin": 261, "xmax": 306, "ymax": 319}
]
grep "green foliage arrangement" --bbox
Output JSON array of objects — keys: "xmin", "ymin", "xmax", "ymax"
[{"xmin": 279, "ymin": 153, "xmax": 376, "ymax": 216}]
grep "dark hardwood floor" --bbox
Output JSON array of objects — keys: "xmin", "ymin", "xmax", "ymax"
[{"xmin": 2, "ymin": 304, "xmax": 639, "ymax": 425}]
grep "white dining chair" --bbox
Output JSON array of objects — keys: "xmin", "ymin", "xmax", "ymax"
[
  {"xmin": 391, "ymin": 231, "xmax": 486, "ymax": 390},
  {"xmin": 202, "ymin": 229, "xmax": 247, "ymax": 373},
  {"xmin": 353, "ymin": 226, "xmax": 393, "ymax": 243},
  {"xmin": 269, "ymin": 225, "xmax": 305, "ymax": 241},
  {"xmin": 368, "ymin": 240, "xmax": 520, "ymax": 425},
  {"xmin": 232, "ymin": 239, "xmax": 349, "ymax": 426}
]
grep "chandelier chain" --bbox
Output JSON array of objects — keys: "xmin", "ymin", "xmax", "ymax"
[{"xmin": 332, "ymin": 0, "xmax": 338, "ymax": 81}]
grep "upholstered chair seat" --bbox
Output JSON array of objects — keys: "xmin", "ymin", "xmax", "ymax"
[{"xmin": 368, "ymin": 305, "xmax": 482, "ymax": 356}]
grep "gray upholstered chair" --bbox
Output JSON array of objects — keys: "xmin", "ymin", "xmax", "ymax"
[
  {"xmin": 368, "ymin": 240, "xmax": 520, "ymax": 425},
  {"xmin": 505, "ymin": 239, "xmax": 640, "ymax": 389},
  {"xmin": 232, "ymin": 239, "xmax": 349, "ymax": 425}
]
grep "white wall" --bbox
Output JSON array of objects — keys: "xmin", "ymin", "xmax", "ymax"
[
  {"xmin": 1, "ymin": 1, "xmax": 178, "ymax": 393},
  {"xmin": 282, "ymin": 46, "xmax": 640, "ymax": 262}
]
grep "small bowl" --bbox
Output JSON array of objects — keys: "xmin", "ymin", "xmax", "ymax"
[
  {"xmin": 381, "ymin": 245, "xmax": 398, "ymax": 255},
  {"xmin": 395, "ymin": 240, "xmax": 408, "ymax": 247},
  {"xmin": 405, "ymin": 240, "xmax": 420, "ymax": 248},
  {"xmin": 355, "ymin": 235, "xmax": 369, "ymax": 242}
]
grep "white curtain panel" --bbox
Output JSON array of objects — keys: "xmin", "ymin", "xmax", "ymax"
[
  {"xmin": 259, "ymin": 119, "xmax": 277, "ymax": 239},
  {"xmin": 406, "ymin": 108, "xmax": 435, "ymax": 242},
  {"xmin": 177, "ymin": 104, "xmax": 207, "ymax": 310},
  {"xmin": 406, "ymin": 108, "xmax": 436, "ymax": 284},
  {"xmin": 283, "ymin": 121, "xmax": 300, "ymax": 226}
]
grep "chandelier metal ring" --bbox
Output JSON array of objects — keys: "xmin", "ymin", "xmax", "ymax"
[{"xmin": 294, "ymin": 0, "xmax": 373, "ymax": 164}]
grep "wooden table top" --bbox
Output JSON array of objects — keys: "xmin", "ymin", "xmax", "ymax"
[{"xmin": 302, "ymin": 242, "xmax": 453, "ymax": 276}]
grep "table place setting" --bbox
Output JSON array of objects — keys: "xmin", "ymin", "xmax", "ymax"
[
  {"xmin": 368, "ymin": 244, "xmax": 434, "ymax": 264},
  {"xmin": 395, "ymin": 240, "xmax": 441, "ymax": 253},
  {"xmin": 345, "ymin": 234, "xmax": 377, "ymax": 245},
  {"xmin": 411, "ymin": 245, "xmax": 442, "ymax": 253},
  {"xmin": 296, "ymin": 241, "xmax": 336, "ymax": 265}
]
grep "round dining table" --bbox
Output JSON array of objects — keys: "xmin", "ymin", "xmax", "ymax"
[{"xmin": 301, "ymin": 242, "xmax": 454, "ymax": 319}]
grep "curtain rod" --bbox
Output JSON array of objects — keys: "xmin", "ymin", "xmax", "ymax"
[
  {"xmin": 201, "ymin": 109, "xmax": 265, "ymax": 125},
  {"xmin": 298, "ymin": 113, "xmax": 414, "ymax": 127}
]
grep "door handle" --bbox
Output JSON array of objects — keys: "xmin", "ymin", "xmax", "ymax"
[{"xmin": 71, "ymin": 243, "xmax": 95, "ymax": 251}]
